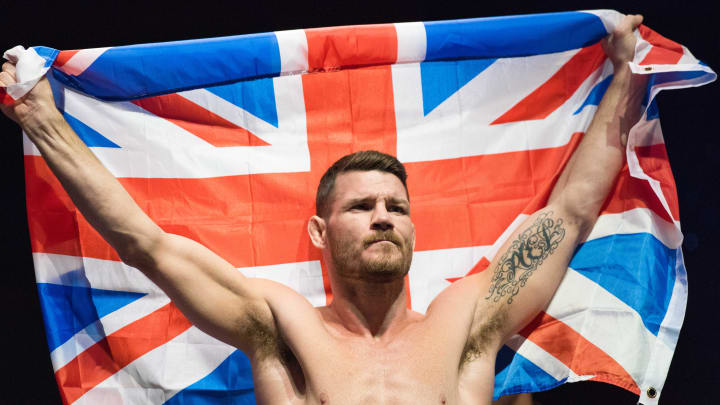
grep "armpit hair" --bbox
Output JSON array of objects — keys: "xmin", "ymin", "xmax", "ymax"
[
  {"xmin": 460, "ymin": 308, "xmax": 508, "ymax": 367},
  {"xmin": 239, "ymin": 308, "xmax": 306, "ymax": 393},
  {"xmin": 238, "ymin": 306, "xmax": 293, "ymax": 363}
]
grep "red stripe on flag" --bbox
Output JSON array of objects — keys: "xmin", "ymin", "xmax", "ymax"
[
  {"xmin": 406, "ymin": 133, "xmax": 583, "ymax": 251},
  {"xmin": 25, "ymin": 155, "xmax": 318, "ymax": 266},
  {"xmin": 0, "ymin": 88, "xmax": 15, "ymax": 106},
  {"xmin": 55, "ymin": 302, "xmax": 192, "ymax": 405},
  {"xmin": 304, "ymin": 21, "xmax": 399, "ymax": 301},
  {"xmin": 635, "ymin": 143, "xmax": 679, "ymax": 220},
  {"xmin": 520, "ymin": 312, "xmax": 641, "ymax": 394},
  {"xmin": 305, "ymin": 23, "xmax": 398, "ymax": 302},
  {"xmin": 25, "ymin": 135, "xmax": 676, "ymax": 263},
  {"xmin": 131, "ymin": 93, "xmax": 270, "ymax": 147},
  {"xmin": 638, "ymin": 25, "xmax": 684, "ymax": 66},
  {"xmin": 305, "ymin": 24, "xmax": 398, "ymax": 72},
  {"xmin": 491, "ymin": 43, "xmax": 606, "ymax": 125},
  {"xmin": 53, "ymin": 50, "xmax": 80, "ymax": 67},
  {"xmin": 599, "ymin": 144, "xmax": 678, "ymax": 223}
]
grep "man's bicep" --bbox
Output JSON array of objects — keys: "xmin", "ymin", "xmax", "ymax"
[
  {"xmin": 470, "ymin": 207, "xmax": 585, "ymax": 345},
  {"xmin": 138, "ymin": 233, "xmax": 283, "ymax": 355}
]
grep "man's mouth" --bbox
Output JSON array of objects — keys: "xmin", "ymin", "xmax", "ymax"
[{"xmin": 363, "ymin": 232, "xmax": 402, "ymax": 248}]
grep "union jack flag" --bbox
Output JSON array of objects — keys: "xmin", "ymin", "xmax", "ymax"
[{"xmin": 8, "ymin": 9, "xmax": 715, "ymax": 404}]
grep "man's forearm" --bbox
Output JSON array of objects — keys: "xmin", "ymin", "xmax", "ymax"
[
  {"xmin": 23, "ymin": 108, "xmax": 163, "ymax": 264},
  {"xmin": 548, "ymin": 62, "xmax": 648, "ymax": 229}
]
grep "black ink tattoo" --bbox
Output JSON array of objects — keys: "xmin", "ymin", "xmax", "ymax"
[{"xmin": 486, "ymin": 211, "xmax": 566, "ymax": 305}]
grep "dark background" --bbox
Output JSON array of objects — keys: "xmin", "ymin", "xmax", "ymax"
[{"xmin": 1, "ymin": 1, "xmax": 716, "ymax": 404}]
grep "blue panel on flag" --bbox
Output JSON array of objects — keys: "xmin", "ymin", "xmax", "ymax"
[
  {"xmin": 206, "ymin": 77, "xmax": 278, "ymax": 127},
  {"xmin": 574, "ymin": 74, "xmax": 613, "ymax": 115},
  {"xmin": 651, "ymin": 69, "xmax": 710, "ymax": 87},
  {"xmin": 53, "ymin": 33, "xmax": 282, "ymax": 101},
  {"xmin": 37, "ymin": 283, "xmax": 145, "ymax": 351},
  {"xmin": 494, "ymin": 345, "xmax": 563, "ymax": 399},
  {"xmin": 62, "ymin": 111, "xmax": 121, "ymax": 148},
  {"xmin": 424, "ymin": 11, "xmax": 606, "ymax": 61},
  {"xmin": 570, "ymin": 232, "xmax": 677, "ymax": 336},
  {"xmin": 420, "ymin": 58, "xmax": 496, "ymax": 115},
  {"xmin": 31, "ymin": 46, "xmax": 59, "ymax": 68},
  {"xmin": 164, "ymin": 350, "xmax": 255, "ymax": 405},
  {"xmin": 646, "ymin": 98, "xmax": 659, "ymax": 121}
]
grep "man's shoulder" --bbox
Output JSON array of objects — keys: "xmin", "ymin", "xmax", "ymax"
[{"xmin": 426, "ymin": 271, "xmax": 492, "ymax": 317}]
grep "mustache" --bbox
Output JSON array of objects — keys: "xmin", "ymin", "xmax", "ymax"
[{"xmin": 363, "ymin": 231, "xmax": 403, "ymax": 248}]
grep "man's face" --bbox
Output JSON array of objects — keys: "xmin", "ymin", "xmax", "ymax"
[{"xmin": 325, "ymin": 170, "xmax": 415, "ymax": 282}]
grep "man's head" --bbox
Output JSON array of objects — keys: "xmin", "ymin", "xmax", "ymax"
[
  {"xmin": 315, "ymin": 150, "xmax": 409, "ymax": 219},
  {"xmin": 308, "ymin": 151, "xmax": 414, "ymax": 283}
]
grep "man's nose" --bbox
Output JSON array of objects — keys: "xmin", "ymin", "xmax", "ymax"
[{"xmin": 370, "ymin": 204, "xmax": 393, "ymax": 231}]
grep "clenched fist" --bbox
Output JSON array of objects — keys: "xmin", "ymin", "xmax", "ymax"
[
  {"xmin": 603, "ymin": 14, "xmax": 644, "ymax": 68},
  {"xmin": 0, "ymin": 61, "xmax": 61, "ymax": 131}
]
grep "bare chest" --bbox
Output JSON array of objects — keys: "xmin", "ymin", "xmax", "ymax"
[
  {"xmin": 253, "ymin": 328, "xmax": 495, "ymax": 405},
  {"xmin": 318, "ymin": 336, "xmax": 455, "ymax": 403}
]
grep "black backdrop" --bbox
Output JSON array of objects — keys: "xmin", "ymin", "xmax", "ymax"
[{"xmin": 1, "ymin": 1, "xmax": 716, "ymax": 404}]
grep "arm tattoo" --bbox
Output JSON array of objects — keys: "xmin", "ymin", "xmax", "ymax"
[{"xmin": 486, "ymin": 211, "xmax": 566, "ymax": 305}]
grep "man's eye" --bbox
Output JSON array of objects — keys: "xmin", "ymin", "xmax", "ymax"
[
  {"xmin": 352, "ymin": 204, "xmax": 370, "ymax": 210},
  {"xmin": 390, "ymin": 206, "xmax": 407, "ymax": 214}
]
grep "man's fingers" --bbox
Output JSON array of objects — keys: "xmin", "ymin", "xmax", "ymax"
[
  {"xmin": 2, "ymin": 61, "xmax": 17, "ymax": 77},
  {"xmin": 634, "ymin": 14, "xmax": 644, "ymax": 26},
  {"xmin": 618, "ymin": 14, "xmax": 643, "ymax": 34},
  {"xmin": 629, "ymin": 14, "xmax": 643, "ymax": 31},
  {"xmin": 0, "ymin": 70, "xmax": 17, "ymax": 86},
  {"xmin": 1, "ymin": 62, "xmax": 17, "ymax": 86}
]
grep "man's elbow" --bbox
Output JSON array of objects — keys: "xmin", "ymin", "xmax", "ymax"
[
  {"xmin": 553, "ymin": 189, "xmax": 604, "ymax": 238},
  {"xmin": 564, "ymin": 210, "xmax": 597, "ymax": 242},
  {"xmin": 114, "ymin": 230, "xmax": 165, "ymax": 272}
]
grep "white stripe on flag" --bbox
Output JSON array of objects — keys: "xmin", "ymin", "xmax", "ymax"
[
  {"xmin": 633, "ymin": 34, "xmax": 653, "ymax": 65},
  {"xmin": 580, "ymin": 10, "xmax": 621, "ymax": 35},
  {"xmin": 276, "ymin": 29, "xmax": 309, "ymax": 74},
  {"xmin": 546, "ymin": 268, "xmax": 674, "ymax": 385},
  {"xmin": 34, "ymin": 252, "xmax": 326, "ymax": 369},
  {"xmin": 56, "ymin": 47, "xmax": 111, "ymax": 76},
  {"xmin": 637, "ymin": 249, "xmax": 688, "ymax": 405},
  {"xmin": 586, "ymin": 208, "xmax": 681, "ymax": 249},
  {"xmin": 505, "ymin": 334, "xmax": 572, "ymax": 382},
  {"xmin": 238, "ymin": 260, "xmax": 327, "ymax": 307},
  {"xmin": 677, "ymin": 45, "xmax": 700, "ymax": 65},
  {"xmin": 50, "ymin": 294, "xmax": 171, "ymax": 371},
  {"xmin": 394, "ymin": 22, "xmax": 427, "ymax": 64},
  {"xmin": 178, "ymin": 85, "xmax": 307, "ymax": 149},
  {"xmin": 28, "ymin": 76, "xmax": 311, "ymax": 178},
  {"xmin": 392, "ymin": 48, "xmax": 607, "ymax": 163},
  {"xmin": 74, "ymin": 326, "xmax": 236, "ymax": 405},
  {"xmin": 33, "ymin": 253, "xmax": 160, "ymax": 294}
]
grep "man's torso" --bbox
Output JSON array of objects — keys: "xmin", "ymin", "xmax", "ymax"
[{"xmin": 248, "ymin": 280, "xmax": 499, "ymax": 405}]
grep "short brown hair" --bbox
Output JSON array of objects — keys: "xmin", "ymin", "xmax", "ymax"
[{"xmin": 316, "ymin": 150, "xmax": 408, "ymax": 218}]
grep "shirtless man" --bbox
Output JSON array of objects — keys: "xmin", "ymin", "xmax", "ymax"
[{"xmin": 1, "ymin": 15, "xmax": 646, "ymax": 405}]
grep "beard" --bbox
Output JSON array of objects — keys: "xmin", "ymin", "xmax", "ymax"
[{"xmin": 328, "ymin": 229, "xmax": 413, "ymax": 282}]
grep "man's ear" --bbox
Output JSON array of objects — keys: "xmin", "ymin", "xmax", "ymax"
[
  {"xmin": 308, "ymin": 215, "xmax": 327, "ymax": 249},
  {"xmin": 411, "ymin": 225, "xmax": 416, "ymax": 250}
]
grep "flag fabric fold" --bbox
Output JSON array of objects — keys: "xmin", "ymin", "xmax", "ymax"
[{"xmin": 14, "ymin": 9, "xmax": 715, "ymax": 404}]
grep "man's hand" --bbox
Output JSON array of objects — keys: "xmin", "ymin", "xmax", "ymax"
[
  {"xmin": 603, "ymin": 14, "xmax": 643, "ymax": 68},
  {"xmin": 0, "ymin": 61, "xmax": 60, "ymax": 129}
]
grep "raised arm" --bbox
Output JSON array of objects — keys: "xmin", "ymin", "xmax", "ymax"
[
  {"xmin": 0, "ymin": 63, "xmax": 294, "ymax": 358},
  {"xmin": 447, "ymin": 15, "xmax": 649, "ymax": 356}
]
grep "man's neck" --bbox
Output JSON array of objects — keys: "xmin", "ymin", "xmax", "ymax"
[{"xmin": 328, "ymin": 276, "xmax": 412, "ymax": 339}]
